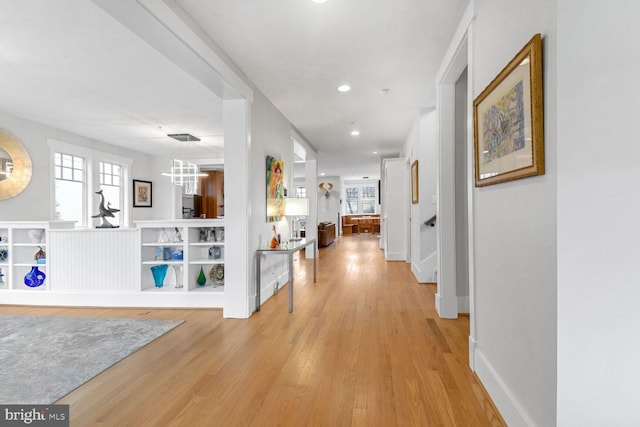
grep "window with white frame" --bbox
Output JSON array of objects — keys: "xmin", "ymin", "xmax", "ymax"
[
  {"xmin": 99, "ymin": 161, "xmax": 122, "ymax": 226},
  {"xmin": 295, "ymin": 187, "xmax": 306, "ymax": 198},
  {"xmin": 54, "ymin": 153, "xmax": 86, "ymax": 225},
  {"xmin": 344, "ymin": 182, "xmax": 378, "ymax": 215},
  {"xmin": 50, "ymin": 141, "xmax": 130, "ymax": 227}
]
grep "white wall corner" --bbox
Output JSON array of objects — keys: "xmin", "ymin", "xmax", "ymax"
[
  {"xmin": 435, "ymin": 293, "xmax": 457, "ymax": 319},
  {"xmin": 475, "ymin": 349, "xmax": 537, "ymax": 427}
]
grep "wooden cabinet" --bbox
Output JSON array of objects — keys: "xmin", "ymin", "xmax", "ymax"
[{"xmin": 199, "ymin": 171, "xmax": 224, "ymax": 218}]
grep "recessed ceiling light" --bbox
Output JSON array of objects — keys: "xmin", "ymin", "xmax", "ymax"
[
  {"xmin": 313, "ymin": 0, "xmax": 327, "ymax": 3},
  {"xmin": 350, "ymin": 130, "xmax": 360, "ymax": 136},
  {"xmin": 378, "ymin": 88, "xmax": 391, "ymax": 96},
  {"xmin": 320, "ymin": 173, "xmax": 326, "ymax": 176},
  {"xmin": 338, "ymin": 84, "xmax": 351, "ymax": 92},
  {"xmin": 373, "ymin": 151, "xmax": 378, "ymax": 154}
]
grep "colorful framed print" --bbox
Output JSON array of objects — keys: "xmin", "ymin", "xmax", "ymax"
[
  {"xmin": 473, "ymin": 33, "xmax": 545, "ymax": 187},
  {"xmin": 266, "ymin": 156, "xmax": 284, "ymax": 222},
  {"xmin": 133, "ymin": 179, "xmax": 152, "ymax": 207}
]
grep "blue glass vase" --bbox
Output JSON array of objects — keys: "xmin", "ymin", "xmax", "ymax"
[
  {"xmin": 24, "ymin": 266, "xmax": 46, "ymax": 288},
  {"xmin": 150, "ymin": 264, "xmax": 169, "ymax": 288}
]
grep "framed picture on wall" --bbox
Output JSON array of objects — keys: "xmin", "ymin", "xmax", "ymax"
[
  {"xmin": 411, "ymin": 160, "xmax": 419, "ymax": 204},
  {"xmin": 266, "ymin": 155, "xmax": 284, "ymax": 222},
  {"xmin": 473, "ymin": 33, "xmax": 545, "ymax": 187},
  {"xmin": 133, "ymin": 179, "xmax": 152, "ymax": 207}
]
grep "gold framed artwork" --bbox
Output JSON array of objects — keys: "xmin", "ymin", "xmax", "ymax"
[
  {"xmin": 473, "ymin": 33, "xmax": 544, "ymax": 187},
  {"xmin": 266, "ymin": 155, "xmax": 284, "ymax": 222},
  {"xmin": 411, "ymin": 160, "xmax": 419, "ymax": 204},
  {"xmin": 0, "ymin": 129, "xmax": 32, "ymax": 200}
]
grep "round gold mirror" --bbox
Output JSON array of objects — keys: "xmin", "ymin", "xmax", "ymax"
[{"xmin": 0, "ymin": 129, "xmax": 32, "ymax": 200}]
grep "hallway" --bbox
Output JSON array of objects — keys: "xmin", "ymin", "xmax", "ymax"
[{"xmin": 2, "ymin": 235, "xmax": 504, "ymax": 426}]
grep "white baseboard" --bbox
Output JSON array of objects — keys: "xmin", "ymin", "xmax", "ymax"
[
  {"xmin": 474, "ymin": 348, "xmax": 537, "ymax": 427},
  {"xmin": 457, "ymin": 295, "xmax": 469, "ymax": 313},
  {"xmin": 385, "ymin": 251, "xmax": 406, "ymax": 261},
  {"xmin": 0, "ymin": 289, "xmax": 224, "ymax": 308},
  {"xmin": 258, "ymin": 271, "xmax": 289, "ymax": 307},
  {"xmin": 435, "ymin": 292, "xmax": 458, "ymax": 319},
  {"xmin": 468, "ymin": 335, "xmax": 477, "ymax": 371}
]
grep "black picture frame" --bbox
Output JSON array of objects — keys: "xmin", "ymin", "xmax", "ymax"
[{"xmin": 133, "ymin": 179, "xmax": 152, "ymax": 208}]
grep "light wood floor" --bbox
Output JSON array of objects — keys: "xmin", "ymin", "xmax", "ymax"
[{"xmin": 1, "ymin": 234, "xmax": 505, "ymax": 426}]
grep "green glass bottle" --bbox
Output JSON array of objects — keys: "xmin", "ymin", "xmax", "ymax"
[{"xmin": 197, "ymin": 266, "xmax": 207, "ymax": 286}]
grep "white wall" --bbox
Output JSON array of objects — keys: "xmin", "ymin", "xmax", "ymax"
[
  {"xmin": 454, "ymin": 68, "xmax": 469, "ymax": 305},
  {"xmin": 382, "ymin": 158, "xmax": 407, "ymax": 261},
  {"xmin": 0, "ymin": 111, "xmax": 165, "ymax": 222},
  {"xmin": 402, "ymin": 110, "xmax": 438, "ymax": 282},
  {"xmin": 317, "ymin": 175, "xmax": 340, "ymax": 225},
  {"xmin": 557, "ymin": 1, "xmax": 640, "ymax": 425},
  {"xmin": 470, "ymin": 0, "xmax": 557, "ymax": 425},
  {"xmin": 250, "ymin": 89, "xmax": 312, "ymax": 306}
]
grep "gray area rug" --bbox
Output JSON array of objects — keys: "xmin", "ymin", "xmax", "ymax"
[{"xmin": 0, "ymin": 314, "xmax": 183, "ymax": 404}]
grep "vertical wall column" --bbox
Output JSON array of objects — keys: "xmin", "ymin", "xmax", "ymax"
[
  {"xmin": 305, "ymin": 159, "xmax": 317, "ymax": 259},
  {"xmin": 223, "ymin": 98, "xmax": 251, "ymax": 318}
]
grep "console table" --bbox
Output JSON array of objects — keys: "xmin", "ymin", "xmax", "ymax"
[{"xmin": 255, "ymin": 238, "xmax": 316, "ymax": 313}]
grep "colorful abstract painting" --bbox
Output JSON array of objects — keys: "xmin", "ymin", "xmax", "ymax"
[
  {"xmin": 481, "ymin": 80, "xmax": 525, "ymax": 164},
  {"xmin": 266, "ymin": 155, "xmax": 284, "ymax": 222}
]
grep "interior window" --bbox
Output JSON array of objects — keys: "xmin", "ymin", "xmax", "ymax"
[
  {"xmin": 54, "ymin": 152, "xmax": 86, "ymax": 226},
  {"xmin": 99, "ymin": 161, "xmax": 123, "ymax": 226}
]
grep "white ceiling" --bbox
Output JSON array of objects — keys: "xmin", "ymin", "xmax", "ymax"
[{"xmin": 0, "ymin": 0, "xmax": 466, "ymax": 177}]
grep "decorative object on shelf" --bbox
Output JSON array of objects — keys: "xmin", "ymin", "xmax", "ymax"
[
  {"xmin": 199, "ymin": 227, "xmax": 208, "ymax": 242},
  {"xmin": 132, "ymin": 179, "xmax": 153, "ymax": 208},
  {"xmin": 34, "ymin": 246, "xmax": 46, "ymax": 264},
  {"xmin": 92, "ymin": 189, "xmax": 120, "ymax": 228},
  {"xmin": 172, "ymin": 264, "xmax": 183, "ymax": 289},
  {"xmin": 24, "ymin": 266, "xmax": 45, "ymax": 288},
  {"xmin": 266, "ymin": 155, "xmax": 285, "ymax": 222},
  {"xmin": 27, "ymin": 229, "xmax": 44, "ymax": 243},
  {"xmin": 173, "ymin": 227, "xmax": 182, "ymax": 243},
  {"xmin": 196, "ymin": 266, "xmax": 207, "ymax": 286},
  {"xmin": 215, "ymin": 228, "xmax": 224, "ymax": 242},
  {"xmin": 0, "ymin": 249, "xmax": 7, "ymax": 262},
  {"xmin": 209, "ymin": 246, "xmax": 221, "ymax": 260},
  {"xmin": 473, "ymin": 33, "xmax": 544, "ymax": 187},
  {"xmin": 269, "ymin": 225, "xmax": 280, "ymax": 249},
  {"xmin": 157, "ymin": 228, "xmax": 170, "ymax": 243},
  {"xmin": 0, "ymin": 129, "xmax": 32, "ymax": 201},
  {"xmin": 207, "ymin": 227, "xmax": 215, "ymax": 242},
  {"xmin": 171, "ymin": 249, "xmax": 183, "ymax": 260},
  {"xmin": 150, "ymin": 264, "xmax": 168, "ymax": 288},
  {"xmin": 0, "ymin": 267, "xmax": 5, "ymax": 285},
  {"xmin": 154, "ymin": 247, "xmax": 172, "ymax": 261},
  {"xmin": 210, "ymin": 264, "xmax": 224, "ymax": 287}
]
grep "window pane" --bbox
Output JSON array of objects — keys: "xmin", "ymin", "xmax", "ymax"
[
  {"xmin": 55, "ymin": 180, "xmax": 84, "ymax": 224},
  {"xmin": 100, "ymin": 184, "xmax": 121, "ymax": 225},
  {"xmin": 54, "ymin": 153, "xmax": 61, "ymax": 165},
  {"xmin": 113, "ymin": 165, "xmax": 121, "ymax": 175},
  {"xmin": 55, "ymin": 166, "xmax": 61, "ymax": 179},
  {"xmin": 346, "ymin": 187, "xmax": 359, "ymax": 214},
  {"xmin": 362, "ymin": 186, "xmax": 376, "ymax": 214},
  {"xmin": 62, "ymin": 167, "xmax": 73, "ymax": 180},
  {"xmin": 62, "ymin": 154, "xmax": 72, "ymax": 168},
  {"xmin": 74, "ymin": 157, "xmax": 83, "ymax": 169},
  {"xmin": 113, "ymin": 176, "xmax": 120, "ymax": 186}
]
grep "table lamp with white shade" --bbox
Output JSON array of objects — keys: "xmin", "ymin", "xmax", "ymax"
[{"xmin": 284, "ymin": 197, "xmax": 309, "ymax": 241}]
